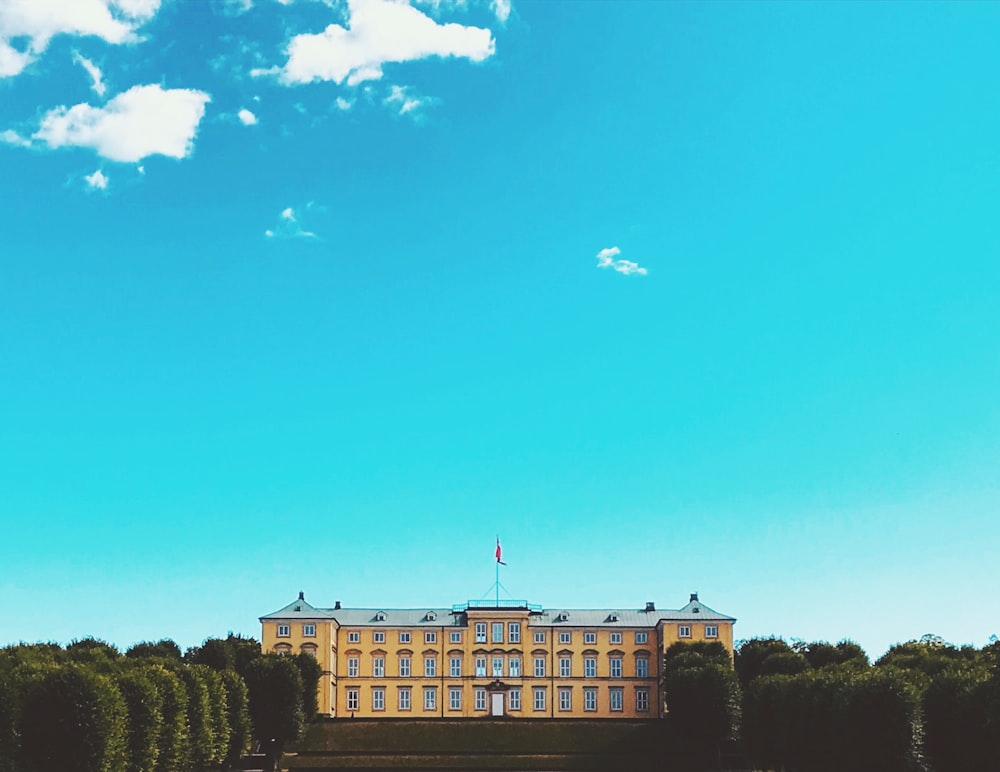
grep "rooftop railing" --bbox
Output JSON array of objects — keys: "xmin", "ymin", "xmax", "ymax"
[{"xmin": 452, "ymin": 600, "xmax": 543, "ymax": 612}]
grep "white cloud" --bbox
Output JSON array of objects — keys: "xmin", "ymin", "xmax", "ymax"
[
  {"xmin": 334, "ymin": 96, "xmax": 353, "ymax": 111},
  {"xmin": 596, "ymin": 246, "xmax": 647, "ymax": 276},
  {"xmin": 266, "ymin": 205, "xmax": 318, "ymax": 239},
  {"xmin": 73, "ymin": 53, "xmax": 107, "ymax": 97},
  {"xmin": 490, "ymin": 0, "xmax": 511, "ymax": 23},
  {"xmin": 238, "ymin": 108, "xmax": 258, "ymax": 125},
  {"xmin": 383, "ymin": 84, "xmax": 425, "ymax": 115},
  {"xmin": 32, "ymin": 84, "xmax": 211, "ymax": 162},
  {"xmin": 265, "ymin": 0, "xmax": 495, "ymax": 86},
  {"xmin": 85, "ymin": 169, "xmax": 109, "ymax": 189},
  {"xmin": 0, "ymin": 129, "xmax": 32, "ymax": 148},
  {"xmin": 0, "ymin": 0, "xmax": 161, "ymax": 78}
]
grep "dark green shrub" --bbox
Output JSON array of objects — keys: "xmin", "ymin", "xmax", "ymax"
[
  {"xmin": 141, "ymin": 665, "xmax": 189, "ymax": 772},
  {"xmin": 245, "ymin": 654, "xmax": 304, "ymax": 749},
  {"xmin": 219, "ymin": 669, "xmax": 252, "ymax": 764},
  {"xmin": 174, "ymin": 666, "xmax": 215, "ymax": 770},
  {"xmin": 117, "ymin": 669, "xmax": 164, "ymax": 772}
]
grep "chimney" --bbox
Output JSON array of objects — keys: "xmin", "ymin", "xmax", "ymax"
[
  {"xmin": 334, "ymin": 601, "xmax": 341, "ymax": 610},
  {"xmin": 690, "ymin": 592, "xmax": 699, "ymax": 603},
  {"xmin": 298, "ymin": 591, "xmax": 305, "ymax": 601},
  {"xmin": 645, "ymin": 601, "xmax": 655, "ymax": 612}
]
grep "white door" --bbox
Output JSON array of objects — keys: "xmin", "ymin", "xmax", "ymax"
[{"xmin": 490, "ymin": 692, "xmax": 504, "ymax": 716}]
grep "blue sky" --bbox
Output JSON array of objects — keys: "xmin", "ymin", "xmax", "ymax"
[{"xmin": 2, "ymin": 0, "xmax": 999, "ymax": 659}]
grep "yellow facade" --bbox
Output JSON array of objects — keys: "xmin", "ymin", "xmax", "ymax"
[{"xmin": 260, "ymin": 593, "xmax": 735, "ymax": 719}]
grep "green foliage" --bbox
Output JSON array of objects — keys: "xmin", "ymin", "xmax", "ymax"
[
  {"xmin": 877, "ymin": 637, "xmax": 979, "ymax": 679},
  {"xmin": 196, "ymin": 666, "xmax": 231, "ymax": 765},
  {"xmin": 66, "ymin": 638, "xmax": 121, "ymax": 674},
  {"xmin": 735, "ymin": 637, "xmax": 805, "ymax": 688},
  {"xmin": 117, "ymin": 669, "xmax": 164, "ymax": 772},
  {"xmin": 293, "ymin": 652, "xmax": 322, "ymax": 723},
  {"xmin": 173, "ymin": 666, "xmax": 216, "ymax": 771},
  {"xmin": 219, "ymin": 669, "xmax": 252, "ymax": 764},
  {"xmin": 18, "ymin": 663, "xmax": 127, "ymax": 772},
  {"xmin": 126, "ymin": 641, "xmax": 182, "ymax": 661},
  {"xmin": 799, "ymin": 639, "xmax": 869, "ymax": 670},
  {"xmin": 663, "ymin": 640, "xmax": 730, "ymax": 676},
  {"xmin": 245, "ymin": 654, "xmax": 305, "ymax": 749},
  {"xmin": 0, "ymin": 672, "xmax": 17, "ymax": 772},
  {"xmin": 140, "ymin": 665, "xmax": 189, "ymax": 772},
  {"xmin": 185, "ymin": 634, "xmax": 260, "ymax": 678}
]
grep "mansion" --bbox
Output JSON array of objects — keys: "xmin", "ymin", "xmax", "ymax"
[{"xmin": 259, "ymin": 593, "xmax": 735, "ymax": 719}]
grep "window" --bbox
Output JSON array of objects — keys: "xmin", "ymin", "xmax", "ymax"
[
  {"xmin": 277, "ymin": 624, "xmax": 290, "ymax": 637},
  {"xmin": 301, "ymin": 644, "xmax": 317, "ymax": 658},
  {"xmin": 584, "ymin": 657, "xmax": 597, "ymax": 678},
  {"xmin": 399, "ymin": 656, "xmax": 411, "ymax": 677},
  {"xmin": 610, "ymin": 632, "xmax": 622, "ymax": 645},
  {"xmin": 474, "ymin": 689, "xmax": 487, "ymax": 711},
  {"xmin": 373, "ymin": 631, "xmax": 385, "ymax": 643},
  {"xmin": 509, "ymin": 688, "xmax": 521, "ymax": 710},
  {"xmin": 533, "ymin": 631, "xmax": 545, "ymax": 644},
  {"xmin": 559, "ymin": 687, "xmax": 572, "ymax": 711},
  {"xmin": 423, "ymin": 687, "xmax": 436, "ymax": 711},
  {"xmin": 303, "ymin": 623, "xmax": 316, "ymax": 637},
  {"xmin": 399, "ymin": 631, "xmax": 411, "ymax": 643},
  {"xmin": 475, "ymin": 622, "xmax": 487, "ymax": 643},
  {"xmin": 636, "ymin": 688, "xmax": 649, "ymax": 712},
  {"xmin": 679, "ymin": 625, "xmax": 691, "ymax": 638},
  {"xmin": 559, "ymin": 657, "xmax": 571, "ymax": 678},
  {"xmin": 559, "ymin": 632, "xmax": 571, "ymax": 645},
  {"xmin": 492, "ymin": 622, "xmax": 504, "ymax": 643},
  {"xmin": 424, "ymin": 657, "xmax": 436, "ymax": 677},
  {"xmin": 706, "ymin": 625, "xmax": 718, "ymax": 638},
  {"xmin": 347, "ymin": 657, "xmax": 359, "ymax": 678},
  {"xmin": 398, "ymin": 688, "xmax": 411, "ymax": 710},
  {"xmin": 348, "ymin": 631, "xmax": 360, "ymax": 643},
  {"xmin": 584, "ymin": 687, "xmax": 597, "ymax": 712},
  {"xmin": 275, "ymin": 643, "xmax": 292, "ymax": 656},
  {"xmin": 372, "ymin": 657, "xmax": 385, "ymax": 677},
  {"xmin": 475, "ymin": 657, "xmax": 487, "ymax": 677},
  {"xmin": 636, "ymin": 658, "xmax": 649, "ymax": 679},
  {"xmin": 492, "ymin": 657, "xmax": 504, "ymax": 677},
  {"xmin": 609, "ymin": 657, "xmax": 622, "ymax": 679},
  {"xmin": 346, "ymin": 688, "xmax": 359, "ymax": 711},
  {"xmin": 449, "ymin": 688, "xmax": 461, "ymax": 711},
  {"xmin": 509, "ymin": 657, "xmax": 520, "ymax": 677},
  {"xmin": 635, "ymin": 631, "xmax": 648, "ymax": 644},
  {"xmin": 584, "ymin": 632, "xmax": 596, "ymax": 644},
  {"xmin": 425, "ymin": 631, "xmax": 437, "ymax": 644},
  {"xmin": 372, "ymin": 688, "xmax": 385, "ymax": 711},
  {"xmin": 450, "ymin": 656, "xmax": 462, "ymax": 677},
  {"xmin": 533, "ymin": 687, "xmax": 546, "ymax": 712},
  {"xmin": 508, "ymin": 622, "xmax": 521, "ymax": 643},
  {"xmin": 450, "ymin": 631, "xmax": 462, "ymax": 644},
  {"xmin": 609, "ymin": 687, "xmax": 623, "ymax": 712},
  {"xmin": 534, "ymin": 657, "xmax": 545, "ymax": 678}
]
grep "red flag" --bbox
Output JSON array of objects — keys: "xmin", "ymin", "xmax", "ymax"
[{"xmin": 495, "ymin": 537, "xmax": 507, "ymax": 565}]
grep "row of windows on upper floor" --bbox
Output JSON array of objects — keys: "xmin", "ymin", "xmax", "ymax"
[
  {"xmin": 339, "ymin": 653, "xmax": 654, "ymax": 679},
  {"xmin": 275, "ymin": 622, "xmax": 718, "ymax": 642},
  {"xmin": 344, "ymin": 685, "xmax": 651, "ymax": 713}
]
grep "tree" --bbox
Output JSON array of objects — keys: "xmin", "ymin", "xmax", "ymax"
[
  {"xmin": 126, "ymin": 640, "xmax": 183, "ymax": 661},
  {"xmin": 799, "ymin": 640, "xmax": 869, "ymax": 670},
  {"xmin": 18, "ymin": 663, "xmax": 128, "ymax": 772},
  {"xmin": 922, "ymin": 664, "xmax": 990, "ymax": 772},
  {"xmin": 118, "ymin": 669, "xmax": 164, "ymax": 772},
  {"xmin": 141, "ymin": 665, "xmax": 190, "ymax": 772},
  {"xmin": 244, "ymin": 655, "xmax": 305, "ymax": 752},
  {"xmin": 735, "ymin": 637, "xmax": 806, "ymax": 688},
  {"xmin": 219, "ymin": 669, "xmax": 252, "ymax": 765},
  {"xmin": 197, "ymin": 666, "xmax": 231, "ymax": 766},
  {"xmin": 173, "ymin": 665, "xmax": 216, "ymax": 771},
  {"xmin": 0, "ymin": 671, "xmax": 16, "ymax": 772},
  {"xmin": 185, "ymin": 634, "xmax": 260, "ymax": 678},
  {"xmin": 293, "ymin": 652, "xmax": 322, "ymax": 723}
]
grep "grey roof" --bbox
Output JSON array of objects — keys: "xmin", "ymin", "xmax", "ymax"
[{"xmin": 261, "ymin": 595, "xmax": 735, "ymax": 625}]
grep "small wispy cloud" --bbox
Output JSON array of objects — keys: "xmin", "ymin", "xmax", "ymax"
[
  {"xmin": 491, "ymin": 0, "xmax": 511, "ymax": 23},
  {"xmin": 265, "ymin": 205, "xmax": 318, "ymax": 239},
  {"xmin": 596, "ymin": 246, "xmax": 647, "ymax": 276},
  {"xmin": 383, "ymin": 84, "xmax": 428, "ymax": 116},
  {"xmin": 237, "ymin": 108, "xmax": 258, "ymax": 125},
  {"xmin": 0, "ymin": 129, "xmax": 31, "ymax": 147},
  {"xmin": 73, "ymin": 52, "xmax": 106, "ymax": 97},
  {"xmin": 334, "ymin": 96, "xmax": 353, "ymax": 111},
  {"xmin": 85, "ymin": 169, "xmax": 109, "ymax": 189}
]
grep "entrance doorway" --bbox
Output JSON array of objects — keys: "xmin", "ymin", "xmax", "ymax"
[{"xmin": 490, "ymin": 692, "xmax": 504, "ymax": 717}]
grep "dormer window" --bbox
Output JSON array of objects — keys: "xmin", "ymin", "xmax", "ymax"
[
  {"xmin": 556, "ymin": 612, "xmax": 569, "ymax": 622},
  {"xmin": 608, "ymin": 613, "xmax": 620, "ymax": 622},
  {"xmin": 426, "ymin": 611, "xmax": 436, "ymax": 621},
  {"xmin": 375, "ymin": 611, "xmax": 387, "ymax": 621}
]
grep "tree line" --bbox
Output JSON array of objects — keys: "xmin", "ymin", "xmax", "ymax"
[
  {"xmin": 0, "ymin": 634, "xmax": 321, "ymax": 772},
  {"xmin": 662, "ymin": 634, "xmax": 1000, "ymax": 771}
]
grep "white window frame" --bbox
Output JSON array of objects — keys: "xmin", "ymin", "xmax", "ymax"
[
  {"xmin": 636, "ymin": 688, "xmax": 649, "ymax": 712},
  {"xmin": 679, "ymin": 625, "xmax": 691, "ymax": 638},
  {"xmin": 347, "ymin": 657, "xmax": 359, "ymax": 678},
  {"xmin": 508, "ymin": 688, "xmax": 521, "ymax": 711},
  {"xmin": 475, "ymin": 657, "xmax": 487, "ymax": 677},
  {"xmin": 610, "ymin": 632, "xmax": 622, "ymax": 645},
  {"xmin": 533, "ymin": 687, "xmax": 546, "ymax": 712},
  {"xmin": 347, "ymin": 631, "xmax": 360, "ymax": 643},
  {"xmin": 398, "ymin": 687, "xmax": 411, "ymax": 711},
  {"xmin": 559, "ymin": 657, "xmax": 571, "ymax": 678},
  {"xmin": 346, "ymin": 688, "xmax": 359, "ymax": 711},
  {"xmin": 449, "ymin": 688, "xmax": 461, "ymax": 711},
  {"xmin": 399, "ymin": 631, "xmax": 411, "ymax": 643},
  {"xmin": 584, "ymin": 657, "xmax": 597, "ymax": 678},
  {"xmin": 559, "ymin": 631, "xmax": 571, "ymax": 645},
  {"xmin": 399, "ymin": 656, "xmax": 411, "ymax": 677},
  {"xmin": 635, "ymin": 631, "xmax": 648, "ymax": 644},
  {"xmin": 303, "ymin": 623, "xmax": 316, "ymax": 637},
  {"xmin": 609, "ymin": 687, "xmax": 623, "ymax": 712},
  {"xmin": 635, "ymin": 657, "xmax": 649, "ymax": 679},
  {"xmin": 534, "ymin": 657, "xmax": 545, "ymax": 678},
  {"xmin": 373, "ymin": 631, "xmax": 386, "ymax": 643},
  {"xmin": 491, "ymin": 622, "xmax": 504, "ymax": 643},
  {"xmin": 424, "ymin": 657, "xmax": 436, "ymax": 677},
  {"xmin": 492, "ymin": 656, "xmax": 504, "ymax": 677},
  {"xmin": 423, "ymin": 687, "xmax": 436, "ymax": 711},
  {"xmin": 277, "ymin": 624, "xmax": 290, "ymax": 637},
  {"xmin": 706, "ymin": 625, "xmax": 719, "ymax": 638},
  {"xmin": 559, "ymin": 687, "xmax": 572, "ymax": 712},
  {"xmin": 533, "ymin": 631, "xmax": 545, "ymax": 644},
  {"xmin": 372, "ymin": 656, "xmax": 385, "ymax": 677},
  {"xmin": 584, "ymin": 687, "xmax": 597, "ymax": 711},
  {"xmin": 509, "ymin": 657, "xmax": 520, "ymax": 677},
  {"xmin": 450, "ymin": 656, "xmax": 462, "ymax": 677},
  {"xmin": 609, "ymin": 657, "xmax": 622, "ymax": 679},
  {"xmin": 425, "ymin": 631, "xmax": 437, "ymax": 644},
  {"xmin": 508, "ymin": 622, "xmax": 521, "ymax": 643},
  {"xmin": 474, "ymin": 689, "xmax": 487, "ymax": 711},
  {"xmin": 584, "ymin": 632, "xmax": 596, "ymax": 644},
  {"xmin": 450, "ymin": 631, "xmax": 462, "ymax": 643},
  {"xmin": 372, "ymin": 688, "xmax": 385, "ymax": 711},
  {"xmin": 475, "ymin": 622, "xmax": 487, "ymax": 643}
]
